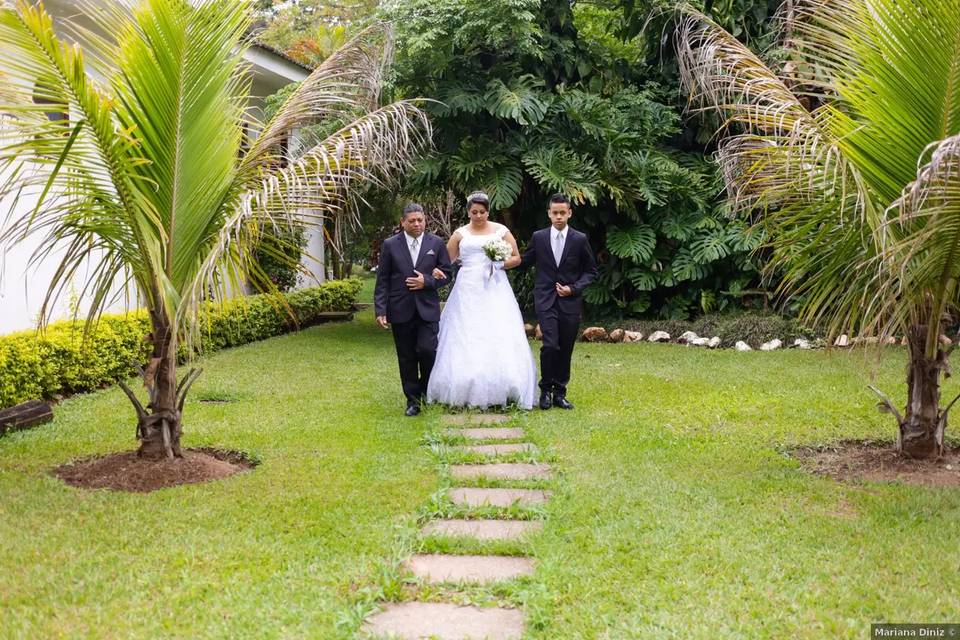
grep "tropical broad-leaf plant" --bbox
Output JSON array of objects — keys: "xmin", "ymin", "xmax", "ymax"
[
  {"xmin": 0, "ymin": 0, "xmax": 429, "ymax": 459},
  {"xmin": 388, "ymin": 0, "xmax": 761, "ymax": 319},
  {"xmin": 677, "ymin": 0, "xmax": 960, "ymax": 458}
]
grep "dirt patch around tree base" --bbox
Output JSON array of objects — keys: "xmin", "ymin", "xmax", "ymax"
[
  {"xmin": 791, "ymin": 440, "xmax": 960, "ymax": 487},
  {"xmin": 53, "ymin": 448, "xmax": 256, "ymax": 493}
]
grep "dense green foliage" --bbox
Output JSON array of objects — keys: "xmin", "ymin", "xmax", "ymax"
[
  {"xmin": 0, "ymin": 279, "xmax": 361, "ymax": 409},
  {"xmin": 385, "ymin": 0, "xmax": 765, "ymax": 318},
  {"xmin": 254, "ymin": 0, "xmax": 379, "ymax": 66},
  {"xmin": 252, "ymin": 224, "xmax": 309, "ymax": 292}
]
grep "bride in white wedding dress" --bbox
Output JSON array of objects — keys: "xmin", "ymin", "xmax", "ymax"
[{"xmin": 427, "ymin": 191, "xmax": 537, "ymax": 410}]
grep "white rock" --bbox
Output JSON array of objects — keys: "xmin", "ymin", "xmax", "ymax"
[
  {"xmin": 793, "ymin": 338, "xmax": 813, "ymax": 350},
  {"xmin": 690, "ymin": 337, "xmax": 711, "ymax": 346},
  {"xmin": 940, "ymin": 335, "xmax": 953, "ymax": 346},
  {"xmin": 834, "ymin": 334, "xmax": 850, "ymax": 347},
  {"xmin": 623, "ymin": 330, "xmax": 643, "ymax": 343},
  {"xmin": 678, "ymin": 331, "xmax": 699, "ymax": 344},
  {"xmin": 647, "ymin": 331, "xmax": 671, "ymax": 343},
  {"xmin": 760, "ymin": 339, "xmax": 783, "ymax": 351},
  {"xmin": 884, "ymin": 336, "xmax": 898, "ymax": 346},
  {"xmin": 707, "ymin": 336, "xmax": 722, "ymax": 349},
  {"xmin": 854, "ymin": 336, "xmax": 879, "ymax": 346},
  {"xmin": 735, "ymin": 341, "xmax": 753, "ymax": 352}
]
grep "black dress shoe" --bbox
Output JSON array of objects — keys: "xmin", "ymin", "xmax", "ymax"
[
  {"xmin": 539, "ymin": 391, "xmax": 553, "ymax": 410},
  {"xmin": 553, "ymin": 395, "xmax": 574, "ymax": 410},
  {"xmin": 405, "ymin": 404, "xmax": 421, "ymax": 417}
]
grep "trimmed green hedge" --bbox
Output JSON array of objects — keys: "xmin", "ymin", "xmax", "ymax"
[{"xmin": 0, "ymin": 279, "xmax": 361, "ymax": 409}]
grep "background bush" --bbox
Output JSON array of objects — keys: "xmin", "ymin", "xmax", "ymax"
[
  {"xmin": 253, "ymin": 224, "xmax": 308, "ymax": 292},
  {"xmin": 0, "ymin": 279, "xmax": 361, "ymax": 409}
]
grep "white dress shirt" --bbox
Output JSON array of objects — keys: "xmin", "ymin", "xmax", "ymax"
[
  {"xmin": 404, "ymin": 231, "xmax": 422, "ymax": 266},
  {"xmin": 552, "ymin": 226, "xmax": 568, "ymax": 266}
]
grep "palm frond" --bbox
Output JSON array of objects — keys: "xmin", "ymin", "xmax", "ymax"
[
  {"xmin": 243, "ymin": 22, "xmax": 393, "ymax": 172},
  {"xmin": 676, "ymin": 7, "xmax": 871, "ymax": 219},
  {"xmin": 786, "ymin": 0, "xmax": 960, "ymax": 202},
  {"xmin": 112, "ymin": 0, "xmax": 252, "ymax": 299},
  {"xmin": 181, "ymin": 99, "xmax": 432, "ymax": 340},
  {"xmin": 0, "ymin": 0, "xmax": 163, "ymax": 325},
  {"xmin": 879, "ymin": 134, "xmax": 960, "ymax": 353},
  {"xmin": 675, "ymin": 4, "xmax": 888, "ymax": 337},
  {"xmin": 1, "ymin": 0, "xmax": 432, "ymax": 354}
]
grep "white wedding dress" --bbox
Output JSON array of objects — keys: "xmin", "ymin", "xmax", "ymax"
[{"xmin": 427, "ymin": 223, "xmax": 537, "ymax": 410}]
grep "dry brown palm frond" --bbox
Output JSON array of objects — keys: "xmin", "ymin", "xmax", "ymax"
[
  {"xmin": 243, "ymin": 22, "xmax": 393, "ymax": 171},
  {"xmin": 676, "ymin": 8, "xmax": 872, "ymax": 223}
]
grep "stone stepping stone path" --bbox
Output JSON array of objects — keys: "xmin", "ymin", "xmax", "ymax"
[
  {"xmin": 441, "ymin": 414, "xmax": 511, "ymax": 426},
  {"xmin": 449, "ymin": 427, "xmax": 526, "ymax": 441},
  {"xmin": 366, "ymin": 414, "xmax": 551, "ymax": 639},
  {"xmin": 450, "ymin": 463, "xmax": 553, "ymax": 481},
  {"xmin": 448, "ymin": 487, "xmax": 551, "ymax": 508},
  {"xmin": 364, "ymin": 602, "xmax": 524, "ymax": 640},
  {"xmin": 406, "ymin": 554, "xmax": 535, "ymax": 584},
  {"xmin": 457, "ymin": 443, "xmax": 536, "ymax": 456},
  {"xmin": 421, "ymin": 519, "xmax": 543, "ymax": 541}
]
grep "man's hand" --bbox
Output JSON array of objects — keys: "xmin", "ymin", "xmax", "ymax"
[
  {"xmin": 406, "ymin": 270, "xmax": 426, "ymax": 290},
  {"xmin": 432, "ymin": 268, "xmax": 447, "ymax": 280},
  {"xmin": 556, "ymin": 283, "xmax": 573, "ymax": 297},
  {"xmin": 376, "ymin": 315, "xmax": 390, "ymax": 329}
]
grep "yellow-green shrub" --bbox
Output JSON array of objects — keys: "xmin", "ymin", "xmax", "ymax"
[{"xmin": 0, "ymin": 279, "xmax": 361, "ymax": 408}]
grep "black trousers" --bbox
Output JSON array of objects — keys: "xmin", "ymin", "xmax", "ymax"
[
  {"xmin": 391, "ymin": 312, "xmax": 439, "ymax": 405},
  {"xmin": 537, "ymin": 306, "xmax": 580, "ymax": 396}
]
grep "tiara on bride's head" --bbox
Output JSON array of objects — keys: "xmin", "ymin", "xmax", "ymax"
[{"xmin": 466, "ymin": 191, "xmax": 490, "ymax": 205}]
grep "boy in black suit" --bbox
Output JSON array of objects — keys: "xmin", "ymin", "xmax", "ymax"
[
  {"xmin": 375, "ymin": 204, "xmax": 453, "ymax": 416},
  {"xmin": 515, "ymin": 194, "xmax": 597, "ymax": 410}
]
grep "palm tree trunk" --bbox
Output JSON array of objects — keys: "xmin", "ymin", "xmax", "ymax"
[
  {"xmin": 901, "ymin": 324, "xmax": 946, "ymax": 459},
  {"xmin": 137, "ymin": 312, "xmax": 183, "ymax": 460}
]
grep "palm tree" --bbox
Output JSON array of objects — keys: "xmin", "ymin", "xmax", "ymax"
[
  {"xmin": 676, "ymin": 0, "xmax": 960, "ymax": 458},
  {"xmin": 0, "ymin": 0, "xmax": 430, "ymax": 459}
]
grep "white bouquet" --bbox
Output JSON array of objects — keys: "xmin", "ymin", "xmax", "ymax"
[
  {"xmin": 481, "ymin": 238, "xmax": 511, "ymax": 285},
  {"xmin": 482, "ymin": 239, "xmax": 512, "ymax": 263}
]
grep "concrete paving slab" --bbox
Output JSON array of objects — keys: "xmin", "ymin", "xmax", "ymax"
[{"xmin": 363, "ymin": 602, "xmax": 524, "ymax": 639}]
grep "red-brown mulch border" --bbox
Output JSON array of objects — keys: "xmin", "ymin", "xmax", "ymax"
[
  {"xmin": 790, "ymin": 439, "xmax": 960, "ymax": 487},
  {"xmin": 53, "ymin": 447, "xmax": 257, "ymax": 493}
]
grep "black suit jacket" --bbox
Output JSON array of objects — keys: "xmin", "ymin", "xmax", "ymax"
[
  {"xmin": 374, "ymin": 232, "xmax": 453, "ymax": 323},
  {"xmin": 519, "ymin": 226, "xmax": 598, "ymax": 315}
]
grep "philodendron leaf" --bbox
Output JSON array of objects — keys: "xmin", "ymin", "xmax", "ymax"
[
  {"xmin": 606, "ymin": 224, "xmax": 656, "ymax": 262},
  {"xmin": 484, "ymin": 75, "xmax": 550, "ymax": 126}
]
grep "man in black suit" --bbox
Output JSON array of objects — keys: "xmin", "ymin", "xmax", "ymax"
[
  {"xmin": 516, "ymin": 194, "xmax": 598, "ymax": 410},
  {"xmin": 375, "ymin": 204, "xmax": 453, "ymax": 416}
]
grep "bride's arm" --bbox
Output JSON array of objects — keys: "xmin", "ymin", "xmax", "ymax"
[
  {"xmin": 447, "ymin": 231, "xmax": 462, "ymax": 263},
  {"xmin": 503, "ymin": 231, "xmax": 522, "ymax": 269},
  {"xmin": 433, "ymin": 231, "xmax": 462, "ymax": 281}
]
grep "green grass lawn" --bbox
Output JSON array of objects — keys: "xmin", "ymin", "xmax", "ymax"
[{"xmin": 2, "ymin": 313, "xmax": 959, "ymax": 638}]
